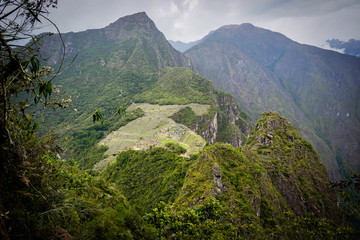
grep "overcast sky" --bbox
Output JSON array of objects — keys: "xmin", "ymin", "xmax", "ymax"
[{"xmin": 39, "ymin": 0, "xmax": 360, "ymax": 48}]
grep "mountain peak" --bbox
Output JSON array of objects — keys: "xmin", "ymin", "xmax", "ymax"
[
  {"xmin": 117, "ymin": 11, "xmax": 150, "ymax": 22},
  {"xmin": 219, "ymin": 23, "xmax": 255, "ymax": 31},
  {"xmin": 107, "ymin": 11, "xmax": 156, "ymax": 30}
]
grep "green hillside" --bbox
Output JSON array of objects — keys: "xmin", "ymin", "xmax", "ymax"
[
  {"xmin": 135, "ymin": 67, "xmax": 214, "ymax": 105},
  {"xmin": 33, "ymin": 13, "xmax": 251, "ymax": 170},
  {"xmin": 185, "ymin": 23, "xmax": 360, "ymax": 181},
  {"xmin": 3, "ymin": 8, "xmax": 359, "ymax": 239},
  {"xmin": 102, "ymin": 112, "xmax": 352, "ymax": 239}
]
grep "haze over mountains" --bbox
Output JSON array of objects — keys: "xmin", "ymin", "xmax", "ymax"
[{"xmin": 168, "ymin": 39, "xmax": 202, "ymax": 53}]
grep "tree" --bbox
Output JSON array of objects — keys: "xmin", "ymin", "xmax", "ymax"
[{"xmin": 0, "ymin": 1, "xmax": 59, "ymax": 239}]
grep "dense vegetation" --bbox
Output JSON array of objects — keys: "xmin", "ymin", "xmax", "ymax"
[
  {"xmin": 63, "ymin": 107, "xmax": 145, "ymax": 169},
  {"xmin": 135, "ymin": 67, "xmax": 214, "ymax": 105},
  {"xmin": 102, "ymin": 146, "xmax": 196, "ymax": 213},
  {"xmin": 1, "ymin": 5, "xmax": 359, "ymax": 239}
]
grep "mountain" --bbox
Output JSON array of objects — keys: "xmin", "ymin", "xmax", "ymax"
[
  {"xmin": 38, "ymin": 12, "xmax": 192, "ymax": 125},
  {"xmin": 6, "ymin": 11, "xmax": 357, "ymax": 238},
  {"xmin": 36, "ymin": 13, "xmax": 251, "ymax": 168},
  {"xmin": 176, "ymin": 112, "xmax": 340, "ymax": 220},
  {"xmin": 103, "ymin": 112, "xmax": 346, "ymax": 238},
  {"xmin": 168, "ymin": 39, "xmax": 202, "ymax": 52},
  {"xmin": 185, "ymin": 23, "xmax": 360, "ymax": 180},
  {"xmin": 327, "ymin": 39, "xmax": 360, "ymax": 58}
]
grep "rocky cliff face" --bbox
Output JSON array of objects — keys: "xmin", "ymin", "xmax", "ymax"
[
  {"xmin": 179, "ymin": 91, "xmax": 252, "ymax": 147},
  {"xmin": 196, "ymin": 111, "xmax": 218, "ymax": 144},
  {"xmin": 185, "ymin": 23, "xmax": 360, "ymax": 180}
]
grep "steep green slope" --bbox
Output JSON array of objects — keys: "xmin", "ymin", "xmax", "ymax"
[
  {"xmin": 102, "ymin": 147, "xmax": 196, "ymax": 213},
  {"xmin": 37, "ymin": 12, "xmax": 192, "ymax": 134},
  {"xmin": 36, "ymin": 13, "xmax": 252, "ymax": 170},
  {"xmin": 166, "ymin": 112, "xmax": 345, "ymax": 237},
  {"xmin": 244, "ymin": 112, "xmax": 340, "ymax": 219},
  {"xmin": 135, "ymin": 67, "xmax": 214, "ymax": 105},
  {"xmin": 104, "ymin": 112, "xmax": 351, "ymax": 238},
  {"xmin": 185, "ymin": 23, "xmax": 360, "ymax": 180}
]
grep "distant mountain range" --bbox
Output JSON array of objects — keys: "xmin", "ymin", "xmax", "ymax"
[
  {"xmin": 327, "ymin": 39, "xmax": 360, "ymax": 58},
  {"xmin": 168, "ymin": 39, "xmax": 202, "ymax": 52},
  {"xmin": 185, "ymin": 23, "xmax": 360, "ymax": 180}
]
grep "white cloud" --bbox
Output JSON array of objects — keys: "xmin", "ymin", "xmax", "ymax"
[
  {"xmin": 184, "ymin": 0, "xmax": 199, "ymax": 10},
  {"xmin": 171, "ymin": 2, "xmax": 179, "ymax": 13}
]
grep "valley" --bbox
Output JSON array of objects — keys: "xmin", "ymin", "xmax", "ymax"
[{"xmin": 1, "ymin": 9, "xmax": 359, "ymax": 239}]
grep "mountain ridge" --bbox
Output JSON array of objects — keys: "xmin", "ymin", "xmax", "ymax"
[{"xmin": 185, "ymin": 23, "xmax": 360, "ymax": 180}]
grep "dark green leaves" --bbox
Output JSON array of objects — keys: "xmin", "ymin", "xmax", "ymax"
[
  {"xmin": 117, "ymin": 106, "xmax": 126, "ymax": 117},
  {"xmin": 29, "ymin": 56, "xmax": 40, "ymax": 75},
  {"xmin": 38, "ymin": 80, "xmax": 52, "ymax": 98},
  {"xmin": 92, "ymin": 110, "xmax": 104, "ymax": 125}
]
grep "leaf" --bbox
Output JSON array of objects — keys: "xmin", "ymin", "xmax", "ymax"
[
  {"xmin": 37, "ymin": 81, "xmax": 52, "ymax": 100},
  {"xmin": 29, "ymin": 56, "xmax": 40, "ymax": 74},
  {"xmin": 21, "ymin": 176, "xmax": 31, "ymax": 187},
  {"xmin": 43, "ymin": 81, "xmax": 52, "ymax": 98},
  {"xmin": 92, "ymin": 110, "xmax": 104, "ymax": 125},
  {"xmin": 117, "ymin": 106, "xmax": 126, "ymax": 117}
]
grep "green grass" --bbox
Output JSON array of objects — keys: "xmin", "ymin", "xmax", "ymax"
[{"xmin": 97, "ymin": 103, "xmax": 207, "ymax": 169}]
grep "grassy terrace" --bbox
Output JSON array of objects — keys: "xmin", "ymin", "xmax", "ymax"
[{"xmin": 95, "ymin": 103, "xmax": 209, "ymax": 170}]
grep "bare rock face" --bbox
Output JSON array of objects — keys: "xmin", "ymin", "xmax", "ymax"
[
  {"xmin": 191, "ymin": 93, "xmax": 252, "ymax": 147},
  {"xmin": 212, "ymin": 164, "xmax": 225, "ymax": 196},
  {"xmin": 197, "ymin": 111, "xmax": 218, "ymax": 144}
]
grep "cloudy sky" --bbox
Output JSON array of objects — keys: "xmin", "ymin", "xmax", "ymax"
[{"xmin": 40, "ymin": 0, "xmax": 360, "ymax": 48}]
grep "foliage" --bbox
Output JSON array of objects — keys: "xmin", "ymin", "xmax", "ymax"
[
  {"xmin": 134, "ymin": 67, "xmax": 215, "ymax": 105},
  {"xmin": 165, "ymin": 142, "xmax": 187, "ymax": 154},
  {"xmin": 5, "ymin": 149, "xmax": 149, "ymax": 239},
  {"xmin": 170, "ymin": 106, "xmax": 198, "ymax": 128},
  {"xmin": 144, "ymin": 197, "xmax": 237, "ymax": 239},
  {"xmin": 102, "ymin": 147, "xmax": 197, "ymax": 213},
  {"xmin": 145, "ymin": 197, "xmax": 353, "ymax": 240},
  {"xmin": 62, "ymin": 107, "xmax": 144, "ymax": 169}
]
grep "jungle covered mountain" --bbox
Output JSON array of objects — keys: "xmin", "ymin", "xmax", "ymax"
[
  {"xmin": 35, "ymin": 12, "xmax": 251, "ymax": 167},
  {"xmin": 102, "ymin": 112, "xmax": 350, "ymax": 239},
  {"xmin": 185, "ymin": 23, "xmax": 360, "ymax": 180},
  {"xmin": 2, "ymin": 6, "xmax": 359, "ymax": 238},
  {"xmin": 37, "ymin": 11, "xmax": 192, "ymax": 131}
]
